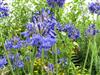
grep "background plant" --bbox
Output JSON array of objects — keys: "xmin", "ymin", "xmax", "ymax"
[{"xmin": 0, "ymin": 0, "xmax": 100, "ymax": 75}]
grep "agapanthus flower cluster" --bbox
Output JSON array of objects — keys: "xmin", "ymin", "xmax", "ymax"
[
  {"xmin": 4, "ymin": 37, "xmax": 24, "ymax": 50},
  {"xmin": 0, "ymin": 56, "xmax": 7, "ymax": 68},
  {"xmin": 0, "ymin": 0, "xmax": 9, "ymax": 18},
  {"xmin": 88, "ymin": 2, "xmax": 100, "ymax": 15},
  {"xmin": 8, "ymin": 53, "xmax": 24, "ymax": 69},
  {"xmin": 21, "ymin": 9, "xmax": 57, "ymax": 57},
  {"xmin": 47, "ymin": 0, "xmax": 65, "ymax": 8},
  {"xmin": 85, "ymin": 24, "xmax": 99, "ymax": 37},
  {"xmin": 63, "ymin": 24, "xmax": 80, "ymax": 40}
]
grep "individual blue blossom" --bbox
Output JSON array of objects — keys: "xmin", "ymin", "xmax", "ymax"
[
  {"xmin": 63, "ymin": 24, "xmax": 80, "ymax": 40},
  {"xmin": 8, "ymin": 53, "xmax": 20, "ymax": 63},
  {"xmin": 47, "ymin": 0, "xmax": 65, "ymax": 8},
  {"xmin": 48, "ymin": 63, "xmax": 54, "ymax": 72},
  {"xmin": 0, "ymin": 56, "xmax": 7, "ymax": 68},
  {"xmin": 0, "ymin": 0, "xmax": 9, "ymax": 18},
  {"xmin": 56, "ymin": 23, "xmax": 63, "ymax": 31},
  {"xmin": 36, "ymin": 48, "xmax": 42, "ymax": 58},
  {"xmin": 58, "ymin": 58, "xmax": 67, "ymax": 65},
  {"xmin": 88, "ymin": 2, "xmax": 100, "ymax": 15},
  {"xmin": 21, "ymin": 31, "xmax": 30, "ymax": 38},
  {"xmin": 85, "ymin": 24, "xmax": 99, "ymax": 36},
  {"xmin": 4, "ymin": 40, "xmax": 13, "ymax": 50},
  {"xmin": 8, "ymin": 54, "xmax": 15, "ymax": 62},
  {"xmin": 36, "ymin": 52, "xmax": 41, "ymax": 58},
  {"xmin": 15, "ymin": 58, "xmax": 24, "ymax": 68},
  {"xmin": 26, "ymin": 23, "xmax": 33, "ymax": 31},
  {"xmin": 4, "ymin": 37, "xmax": 24, "ymax": 50},
  {"xmin": 15, "ymin": 60, "xmax": 24, "ymax": 68}
]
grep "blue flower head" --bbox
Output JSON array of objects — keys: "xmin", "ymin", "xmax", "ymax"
[
  {"xmin": 21, "ymin": 9, "xmax": 57, "ymax": 51},
  {"xmin": 5, "ymin": 37, "xmax": 23, "ymax": 50},
  {"xmin": 63, "ymin": 24, "xmax": 80, "ymax": 40},
  {"xmin": 88, "ymin": 2, "xmax": 100, "ymax": 15},
  {"xmin": 47, "ymin": 0, "xmax": 65, "ymax": 8},
  {"xmin": 15, "ymin": 60, "xmax": 24, "ymax": 68},
  {"xmin": 48, "ymin": 63, "xmax": 54, "ymax": 72},
  {"xmin": 22, "ymin": 9, "xmax": 57, "ymax": 37},
  {"xmin": 0, "ymin": 0, "xmax": 9, "ymax": 18},
  {"xmin": 85, "ymin": 24, "xmax": 99, "ymax": 37},
  {"xmin": 8, "ymin": 53, "xmax": 24, "ymax": 69},
  {"xmin": 36, "ymin": 48, "xmax": 42, "ymax": 58}
]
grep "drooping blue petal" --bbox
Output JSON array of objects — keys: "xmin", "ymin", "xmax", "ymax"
[{"xmin": 0, "ymin": 56, "xmax": 7, "ymax": 68}]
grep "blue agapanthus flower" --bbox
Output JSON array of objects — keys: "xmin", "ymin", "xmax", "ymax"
[
  {"xmin": 85, "ymin": 24, "xmax": 99, "ymax": 37},
  {"xmin": 8, "ymin": 53, "xmax": 15, "ymax": 62},
  {"xmin": 9, "ymin": 53, "xmax": 24, "ymax": 69},
  {"xmin": 15, "ymin": 60, "xmax": 24, "ymax": 68},
  {"xmin": 48, "ymin": 63, "xmax": 54, "ymax": 72},
  {"xmin": 47, "ymin": 0, "xmax": 65, "ymax": 8},
  {"xmin": 4, "ymin": 37, "xmax": 24, "ymax": 50},
  {"xmin": 88, "ymin": 2, "xmax": 100, "ymax": 15},
  {"xmin": 0, "ymin": 56, "xmax": 7, "ymax": 68},
  {"xmin": 0, "ymin": 0, "xmax": 9, "ymax": 18},
  {"xmin": 21, "ymin": 9, "xmax": 57, "ymax": 52},
  {"xmin": 63, "ymin": 24, "xmax": 80, "ymax": 40}
]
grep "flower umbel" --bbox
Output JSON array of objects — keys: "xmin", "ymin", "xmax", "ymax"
[
  {"xmin": 4, "ymin": 37, "xmax": 23, "ymax": 50},
  {"xmin": 85, "ymin": 24, "xmax": 99, "ymax": 37},
  {"xmin": 47, "ymin": 0, "xmax": 65, "ymax": 8},
  {"xmin": 0, "ymin": 0, "xmax": 9, "ymax": 18},
  {"xmin": 21, "ymin": 9, "xmax": 57, "ymax": 52},
  {"xmin": 63, "ymin": 24, "xmax": 80, "ymax": 40},
  {"xmin": 88, "ymin": 2, "xmax": 100, "ymax": 15}
]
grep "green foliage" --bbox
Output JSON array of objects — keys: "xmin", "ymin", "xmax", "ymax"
[{"xmin": 0, "ymin": 0, "xmax": 100, "ymax": 75}]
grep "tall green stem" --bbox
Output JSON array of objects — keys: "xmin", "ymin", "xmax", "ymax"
[
  {"xmin": 30, "ymin": 47, "xmax": 37, "ymax": 75},
  {"xmin": 54, "ymin": 44, "xmax": 58, "ymax": 75},
  {"xmin": 82, "ymin": 40, "xmax": 90, "ymax": 74},
  {"xmin": 4, "ymin": 47, "xmax": 15, "ymax": 75},
  {"xmin": 42, "ymin": 49, "xmax": 44, "ymax": 75},
  {"xmin": 89, "ymin": 51, "xmax": 93, "ymax": 74}
]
